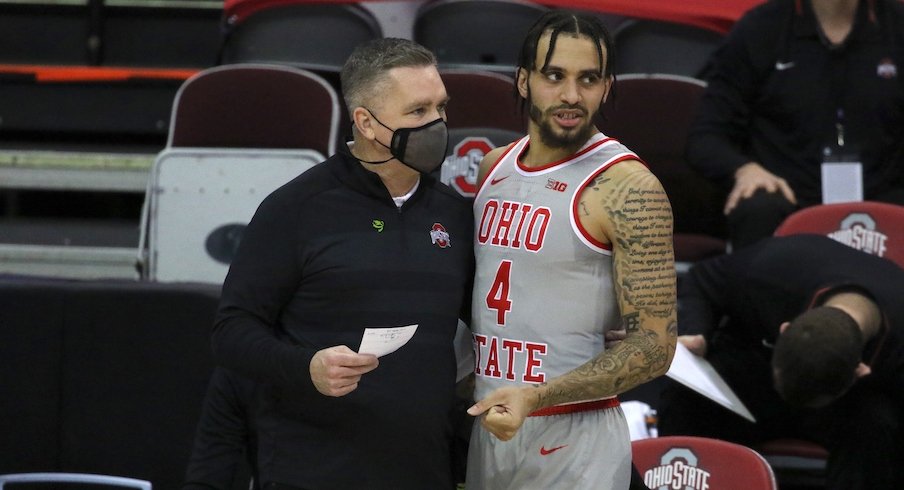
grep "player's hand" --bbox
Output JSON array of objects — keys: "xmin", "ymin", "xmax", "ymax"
[
  {"xmin": 678, "ymin": 335, "xmax": 707, "ymax": 357},
  {"xmin": 310, "ymin": 345, "xmax": 379, "ymax": 397},
  {"xmin": 725, "ymin": 162, "xmax": 796, "ymax": 214},
  {"xmin": 604, "ymin": 328, "xmax": 627, "ymax": 349},
  {"xmin": 467, "ymin": 386, "xmax": 538, "ymax": 441}
]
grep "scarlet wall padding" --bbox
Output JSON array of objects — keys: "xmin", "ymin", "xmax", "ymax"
[{"xmin": 0, "ymin": 276, "xmax": 222, "ymax": 490}]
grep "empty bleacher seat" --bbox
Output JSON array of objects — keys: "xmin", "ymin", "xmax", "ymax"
[
  {"xmin": 140, "ymin": 64, "xmax": 337, "ymax": 283},
  {"xmin": 413, "ymin": 0, "xmax": 548, "ymax": 73},
  {"xmin": 219, "ymin": 3, "xmax": 383, "ymax": 73},
  {"xmin": 613, "ymin": 18, "xmax": 724, "ymax": 77}
]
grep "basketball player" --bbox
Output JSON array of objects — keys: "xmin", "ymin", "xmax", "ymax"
[{"xmin": 465, "ymin": 11, "xmax": 677, "ymax": 490}]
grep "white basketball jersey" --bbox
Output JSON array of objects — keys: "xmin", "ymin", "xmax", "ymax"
[{"xmin": 471, "ymin": 132, "xmax": 639, "ymax": 401}]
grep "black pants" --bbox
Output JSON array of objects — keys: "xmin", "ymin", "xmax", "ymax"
[
  {"xmin": 658, "ymin": 339, "xmax": 904, "ymax": 490},
  {"xmin": 727, "ymin": 190, "xmax": 797, "ymax": 250},
  {"xmin": 728, "ymin": 186, "xmax": 904, "ymax": 251}
]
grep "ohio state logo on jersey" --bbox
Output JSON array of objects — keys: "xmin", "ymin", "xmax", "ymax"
[
  {"xmin": 439, "ymin": 137, "xmax": 493, "ymax": 198},
  {"xmin": 643, "ymin": 447, "xmax": 712, "ymax": 490},
  {"xmin": 827, "ymin": 212, "xmax": 888, "ymax": 257},
  {"xmin": 430, "ymin": 222, "xmax": 451, "ymax": 248}
]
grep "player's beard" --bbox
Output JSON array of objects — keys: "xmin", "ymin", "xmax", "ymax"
[{"xmin": 527, "ymin": 95, "xmax": 594, "ymax": 153}]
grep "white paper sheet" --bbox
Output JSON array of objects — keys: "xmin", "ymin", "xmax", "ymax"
[
  {"xmin": 821, "ymin": 161, "xmax": 863, "ymax": 204},
  {"xmin": 666, "ymin": 342, "xmax": 756, "ymax": 422},
  {"xmin": 358, "ymin": 324, "xmax": 418, "ymax": 358}
]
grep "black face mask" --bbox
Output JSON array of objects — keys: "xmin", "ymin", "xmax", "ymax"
[{"xmin": 357, "ymin": 108, "xmax": 449, "ymax": 174}]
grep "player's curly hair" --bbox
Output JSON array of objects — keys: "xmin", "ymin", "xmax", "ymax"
[
  {"xmin": 514, "ymin": 10, "xmax": 616, "ymax": 115},
  {"xmin": 772, "ymin": 306, "xmax": 863, "ymax": 408}
]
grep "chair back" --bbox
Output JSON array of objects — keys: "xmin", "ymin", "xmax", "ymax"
[
  {"xmin": 595, "ymin": 73, "xmax": 727, "ymax": 264},
  {"xmin": 139, "ymin": 64, "xmax": 334, "ymax": 283},
  {"xmin": 144, "ymin": 148, "xmax": 321, "ymax": 283},
  {"xmin": 0, "ymin": 473, "xmax": 151, "ymax": 489},
  {"xmin": 168, "ymin": 63, "xmax": 340, "ymax": 157},
  {"xmin": 219, "ymin": 3, "xmax": 382, "ymax": 73},
  {"xmin": 440, "ymin": 69, "xmax": 525, "ymax": 133},
  {"xmin": 774, "ymin": 201, "xmax": 904, "ymax": 268},
  {"xmin": 414, "ymin": 0, "xmax": 548, "ymax": 73},
  {"xmin": 613, "ymin": 19, "xmax": 724, "ymax": 77},
  {"xmin": 632, "ymin": 436, "xmax": 777, "ymax": 490}
]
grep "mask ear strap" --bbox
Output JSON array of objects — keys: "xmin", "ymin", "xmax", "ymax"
[{"xmin": 338, "ymin": 133, "xmax": 394, "ymax": 165}]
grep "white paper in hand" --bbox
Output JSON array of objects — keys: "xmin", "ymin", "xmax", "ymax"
[
  {"xmin": 358, "ymin": 324, "xmax": 418, "ymax": 357},
  {"xmin": 666, "ymin": 342, "xmax": 756, "ymax": 422}
]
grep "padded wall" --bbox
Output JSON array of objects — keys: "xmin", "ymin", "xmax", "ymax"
[{"xmin": 0, "ymin": 276, "xmax": 221, "ymax": 490}]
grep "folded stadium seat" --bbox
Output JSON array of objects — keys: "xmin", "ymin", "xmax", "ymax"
[
  {"xmin": 613, "ymin": 18, "xmax": 725, "ymax": 78},
  {"xmin": 413, "ymin": 0, "xmax": 548, "ymax": 74},
  {"xmin": 218, "ymin": 2, "xmax": 382, "ymax": 74},
  {"xmin": 138, "ymin": 64, "xmax": 338, "ymax": 283},
  {"xmin": 594, "ymin": 73, "xmax": 728, "ymax": 270},
  {"xmin": 632, "ymin": 436, "xmax": 778, "ymax": 490}
]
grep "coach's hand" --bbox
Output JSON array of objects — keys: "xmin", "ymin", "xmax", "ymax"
[
  {"xmin": 678, "ymin": 334, "xmax": 707, "ymax": 357},
  {"xmin": 467, "ymin": 386, "xmax": 539, "ymax": 441},
  {"xmin": 310, "ymin": 345, "xmax": 379, "ymax": 397}
]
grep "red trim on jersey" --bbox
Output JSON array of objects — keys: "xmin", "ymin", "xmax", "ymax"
[
  {"xmin": 571, "ymin": 155, "xmax": 640, "ymax": 251},
  {"xmin": 475, "ymin": 139, "xmax": 524, "ymax": 195},
  {"xmin": 517, "ymin": 136, "xmax": 614, "ymax": 173},
  {"xmin": 529, "ymin": 397, "xmax": 620, "ymax": 417}
]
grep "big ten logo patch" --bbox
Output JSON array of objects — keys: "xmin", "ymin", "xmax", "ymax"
[
  {"xmin": 439, "ymin": 137, "xmax": 493, "ymax": 198},
  {"xmin": 643, "ymin": 447, "xmax": 712, "ymax": 490},
  {"xmin": 827, "ymin": 213, "xmax": 889, "ymax": 257}
]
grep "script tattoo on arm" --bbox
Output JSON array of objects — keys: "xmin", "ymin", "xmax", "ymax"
[{"xmin": 532, "ymin": 164, "xmax": 678, "ymax": 409}]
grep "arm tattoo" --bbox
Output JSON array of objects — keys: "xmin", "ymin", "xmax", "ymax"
[{"xmin": 536, "ymin": 168, "xmax": 676, "ymax": 407}]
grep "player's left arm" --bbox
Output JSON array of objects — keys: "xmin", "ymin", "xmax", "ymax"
[{"xmin": 468, "ymin": 160, "xmax": 677, "ymax": 440}]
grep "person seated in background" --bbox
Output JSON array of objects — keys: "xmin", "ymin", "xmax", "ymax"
[
  {"xmin": 686, "ymin": 0, "xmax": 904, "ymax": 249},
  {"xmin": 657, "ymin": 234, "xmax": 904, "ymax": 490}
]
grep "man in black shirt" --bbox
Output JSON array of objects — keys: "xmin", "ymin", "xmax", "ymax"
[
  {"xmin": 687, "ymin": 0, "xmax": 904, "ymax": 248},
  {"xmin": 658, "ymin": 234, "xmax": 904, "ymax": 489},
  {"xmin": 211, "ymin": 38, "xmax": 474, "ymax": 489}
]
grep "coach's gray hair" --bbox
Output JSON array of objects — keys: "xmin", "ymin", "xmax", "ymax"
[{"xmin": 340, "ymin": 38, "xmax": 437, "ymax": 117}]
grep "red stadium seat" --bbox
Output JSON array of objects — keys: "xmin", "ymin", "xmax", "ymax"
[
  {"xmin": 632, "ymin": 436, "xmax": 778, "ymax": 490},
  {"xmin": 168, "ymin": 63, "xmax": 340, "ymax": 156},
  {"xmin": 440, "ymin": 69, "xmax": 526, "ymax": 133},
  {"xmin": 774, "ymin": 201, "xmax": 904, "ymax": 268}
]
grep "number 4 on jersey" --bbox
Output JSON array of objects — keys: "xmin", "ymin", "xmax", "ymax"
[{"xmin": 486, "ymin": 260, "xmax": 512, "ymax": 325}]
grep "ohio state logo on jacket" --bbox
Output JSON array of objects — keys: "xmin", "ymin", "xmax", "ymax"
[{"xmin": 430, "ymin": 222, "xmax": 451, "ymax": 248}]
